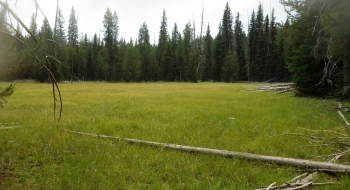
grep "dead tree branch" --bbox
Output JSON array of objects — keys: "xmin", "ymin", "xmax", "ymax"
[
  {"xmin": 66, "ymin": 130, "xmax": 350, "ymax": 172},
  {"xmin": 0, "ymin": 0, "xmax": 63, "ymax": 122}
]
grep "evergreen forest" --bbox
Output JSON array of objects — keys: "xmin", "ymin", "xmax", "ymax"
[{"xmin": 0, "ymin": 0, "xmax": 349, "ymax": 97}]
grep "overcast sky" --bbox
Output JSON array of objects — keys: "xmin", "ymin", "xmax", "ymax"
[{"xmin": 9, "ymin": 0, "xmax": 287, "ymax": 44}]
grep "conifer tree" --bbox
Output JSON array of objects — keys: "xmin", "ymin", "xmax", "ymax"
[
  {"xmin": 122, "ymin": 39, "xmax": 141, "ymax": 82},
  {"xmin": 254, "ymin": 3, "xmax": 265, "ymax": 81},
  {"xmin": 161, "ymin": 40, "xmax": 174, "ymax": 81},
  {"xmin": 175, "ymin": 33, "xmax": 185, "ymax": 81},
  {"xmin": 203, "ymin": 24, "xmax": 213, "ymax": 81},
  {"xmin": 214, "ymin": 23, "xmax": 224, "ymax": 81},
  {"xmin": 288, "ymin": 10, "xmax": 330, "ymax": 96},
  {"xmin": 158, "ymin": 10, "xmax": 168, "ymax": 80},
  {"xmin": 183, "ymin": 22, "xmax": 193, "ymax": 81},
  {"xmin": 248, "ymin": 10, "xmax": 256, "ymax": 81},
  {"xmin": 103, "ymin": 8, "xmax": 119, "ymax": 81},
  {"xmin": 67, "ymin": 7, "xmax": 78, "ymax": 48},
  {"xmin": 138, "ymin": 22, "xmax": 153, "ymax": 81},
  {"xmin": 29, "ymin": 14, "xmax": 37, "ymax": 37},
  {"xmin": 221, "ymin": 3, "xmax": 234, "ymax": 53},
  {"xmin": 222, "ymin": 48, "xmax": 239, "ymax": 82},
  {"xmin": 267, "ymin": 9, "xmax": 279, "ymax": 81},
  {"xmin": 53, "ymin": 6, "xmax": 66, "ymax": 80},
  {"xmin": 263, "ymin": 14, "xmax": 270, "ymax": 80},
  {"xmin": 171, "ymin": 23, "xmax": 179, "ymax": 80},
  {"xmin": 67, "ymin": 6, "xmax": 79, "ymax": 80},
  {"xmin": 275, "ymin": 20, "xmax": 291, "ymax": 81},
  {"xmin": 91, "ymin": 33, "xmax": 99, "ymax": 80},
  {"xmin": 234, "ymin": 12, "xmax": 247, "ymax": 81}
]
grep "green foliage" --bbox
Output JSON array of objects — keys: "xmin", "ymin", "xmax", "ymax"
[
  {"xmin": 158, "ymin": 10, "xmax": 168, "ymax": 79},
  {"xmin": 175, "ymin": 33, "xmax": 185, "ymax": 81},
  {"xmin": 275, "ymin": 19, "xmax": 291, "ymax": 82},
  {"xmin": 103, "ymin": 8, "xmax": 119, "ymax": 81},
  {"xmin": 234, "ymin": 12, "xmax": 247, "ymax": 81},
  {"xmin": 288, "ymin": 14, "xmax": 331, "ymax": 96},
  {"xmin": 139, "ymin": 22, "xmax": 153, "ymax": 81},
  {"xmin": 214, "ymin": 24, "xmax": 224, "ymax": 81},
  {"xmin": 222, "ymin": 49, "xmax": 239, "ymax": 82},
  {"xmin": 0, "ymin": 1, "xmax": 297, "ymax": 84},
  {"xmin": 280, "ymin": 0, "xmax": 348, "ymax": 96},
  {"xmin": 182, "ymin": 22, "xmax": 192, "ymax": 81},
  {"xmin": 122, "ymin": 41, "xmax": 141, "ymax": 82},
  {"xmin": 160, "ymin": 41, "xmax": 173, "ymax": 81},
  {"xmin": 67, "ymin": 7, "xmax": 78, "ymax": 48},
  {"xmin": 0, "ymin": 83, "xmax": 15, "ymax": 107},
  {"xmin": 202, "ymin": 24, "xmax": 213, "ymax": 81}
]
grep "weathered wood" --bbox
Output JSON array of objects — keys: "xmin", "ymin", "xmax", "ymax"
[
  {"xmin": 338, "ymin": 111, "xmax": 350, "ymax": 127},
  {"xmin": 276, "ymin": 88, "xmax": 294, "ymax": 94},
  {"xmin": 266, "ymin": 182, "xmax": 276, "ymax": 190},
  {"xmin": 66, "ymin": 130, "xmax": 350, "ymax": 172}
]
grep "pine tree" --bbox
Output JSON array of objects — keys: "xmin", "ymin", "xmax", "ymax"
[
  {"xmin": 138, "ymin": 22, "xmax": 153, "ymax": 81},
  {"xmin": 263, "ymin": 14, "xmax": 270, "ymax": 81},
  {"xmin": 175, "ymin": 33, "xmax": 185, "ymax": 81},
  {"xmin": 203, "ymin": 24, "xmax": 213, "ymax": 81},
  {"xmin": 53, "ymin": 6, "xmax": 66, "ymax": 81},
  {"xmin": 91, "ymin": 33, "xmax": 98, "ymax": 80},
  {"xmin": 67, "ymin": 7, "xmax": 78, "ymax": 48},
  {"xmin": 103, "ymin": 8, "xmax": 119, "ymax": 81},
  {"xmin": 122, "ymin": 40, "xmax": 141, "ymax": 82},
  {"xmin": 161, "ymin": 41, "xmax": 174, "ymax": 81},
  {"xmin": 221, "ymin": 3, "xmax": 234, "ymax": 53},
  {"xmin": 281, "ymin": 0, "xmax": 348, "ymax": 95},
  {"xmin": 171, "ymin": 23, "xmax": 179, "ymax": 80},
  {"xmin": 288, "ymin": 11, "xmax": 330, "ymax": 96},
  {"xmin": 248, "ymin": 11, "xmax": 256, "ymax": 81},
  {"xmin": 268, "ymin": 9, "xmax": 278, "ymax": 80},
  {"xmin": 214, "ymin": 24, "xmax": 224, "ymax": 81},
  {"xmin": 29, "ymin": 14, "xmax": 38, "ymax": 37},
  {"xmin": 234, "ymin": 12, "xmax": 247, "ymax": 81},
  {"xmin": 183, "ymin": 22, "xmax": 192, "ymax": 81},
  {"xmin": 254, "ymin": 3, "xmax": 265, "ymax": 81},
  {"xmin": 275, "ymin": 20, "xmax": 291, "ymax": 82},
  {"xmin": 158, "ymin": 10, "xmax": 168, "ymax": 80},
  {"xmin": 67, "ymin": 6, "xmax": 79, "ymax": 80},
  {"xmin": 34, "ymin": 18, "xmax": 55, "ymax": 82},
  {"xmin": 222, "ymin": 48, "xmax": 239, "ymax": 82}
]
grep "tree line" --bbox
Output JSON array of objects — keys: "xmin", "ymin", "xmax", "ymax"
[{"xmin": 0, "ymin": 1, "xmax": 349, "ymax": 97}]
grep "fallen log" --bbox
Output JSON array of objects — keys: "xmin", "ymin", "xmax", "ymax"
[
  {"xmin": 276, "ymin": 88, "xmax": 294, "ymax": 94},
  {"xmin": 66, "ymin": 130, "xmax": 350, "ymax": 172},
  {"xmin": 0, "ymin": 126, "xmax": 19, "ymax": 129},
  {"xmin": 338, "ymin": 111, "xmax": 350, "ymax": 128}
]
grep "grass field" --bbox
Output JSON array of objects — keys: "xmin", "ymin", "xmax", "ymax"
[{"xmin": 1, "ymin": 82, "xmax": 350, "ymax": 189}]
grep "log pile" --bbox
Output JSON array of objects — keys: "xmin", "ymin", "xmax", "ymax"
[
  {"xmin": 247, "ymin": 83, "xmax": 294, "ymax": 94},
  {"xmin": 257, "ymin": 102, "xmax": 350, "ymax": 189}
]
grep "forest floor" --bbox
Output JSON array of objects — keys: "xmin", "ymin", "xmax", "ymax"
[{"xmin": 1, "ymin": 82, "xmax": 350, "ymax": 189}]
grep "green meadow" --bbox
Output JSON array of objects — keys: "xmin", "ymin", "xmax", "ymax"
[{"xmin": 1, "ymin": 82, "xmax": 350, "ymax": 189}]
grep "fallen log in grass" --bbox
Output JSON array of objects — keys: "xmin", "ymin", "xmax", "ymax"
[{"xmin": 66, "ymin": 130, "xmax": 350, "ymax": 173}]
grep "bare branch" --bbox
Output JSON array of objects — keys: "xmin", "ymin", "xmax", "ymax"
[{"xmin": 0, "ymin": 1, "xmax": 38, "ymax": 43}]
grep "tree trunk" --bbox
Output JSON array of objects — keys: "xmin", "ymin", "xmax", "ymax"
[{"xmin": 67, "ymin": 130, "xmax": 350, "ymax": 172}]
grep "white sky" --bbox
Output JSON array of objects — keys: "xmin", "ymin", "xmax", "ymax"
[{"xmin": 8, "ymin": 0, "xmax": 287, "ymax": 44}]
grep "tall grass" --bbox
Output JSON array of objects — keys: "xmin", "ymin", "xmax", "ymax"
[{"xmin": 1, "ymin": 82, "xmax": 349, "ymax": 189}]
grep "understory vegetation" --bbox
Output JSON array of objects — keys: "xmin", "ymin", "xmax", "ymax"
[{"xmin": 1, "ymin": 82, "xmax": 350, "ymax": 189}]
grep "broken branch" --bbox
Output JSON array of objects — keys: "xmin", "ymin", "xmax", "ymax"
[{"xmin": 338, "ymin": 111, "xmax": 350, "ymax": 128}]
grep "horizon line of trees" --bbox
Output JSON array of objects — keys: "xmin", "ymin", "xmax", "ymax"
[
  {"xmin": 1, "ymin": 1, "xmax": 350, "ymax": 97},
  {"xmin": 0, "ymin": 2, "xmax": 290, "ymax": 83}
]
